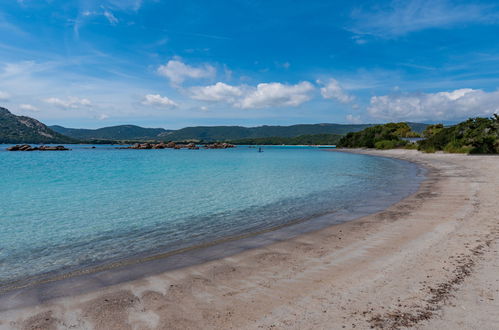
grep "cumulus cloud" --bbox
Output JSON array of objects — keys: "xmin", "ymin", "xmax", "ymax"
[
  {"xmin": 43, "ymin": 97, "xmax": 92, "ymax": 109},
  {"xmin": 0, "ymin": 91, "xmax": 10, "ymax": 101},
  {"xmin": 318, "ymin": 79, "xmax": 354, "ymax": 104},
  {"xmin": 189, "ymin": 82, "xmax": 244, "ymax": 102},
  {"xmin": 239, "ymin": 82, "xmax": 314, "ymax": 109},
  {"xmin": 19, "ymin": 104, "xmax": 38, "ymax": 111},
  {"xmin": 157, "ymin": 59, "xmax": 216, "ymax": 86},
  {"xmin": 188, "ymin": 81, "xmax": 314, "ymax": 109},
  {"xmin": 141, "ymin": 94, "xmax": 178, "ymax": 108},
  {"xmin": 368, "ymin": 88, "xmax": 499, "ymax": 121}
]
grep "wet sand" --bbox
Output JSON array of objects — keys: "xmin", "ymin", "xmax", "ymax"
[{"xmin": 1, "ymin": 149, "xmax": 498, "ymax": 329}]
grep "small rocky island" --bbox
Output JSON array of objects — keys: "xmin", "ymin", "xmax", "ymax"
[
  {"xmin": 7, "ymin": 145, "xmax": 70, "ymax": 151},
  {"xmin": 122, "ymin": 142, "xmax": 235, "ymax": 150}
]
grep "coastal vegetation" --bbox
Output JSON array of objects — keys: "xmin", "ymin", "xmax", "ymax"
[
  {"xmin": 418, "ymin": 115, "xmax": 499, "ymax": 154},
  {"xmin": 337, "ymin": 122, "xmax": 418, "ymax": 149},
  {"xmin": 338, "ymin": 116, "xmax": 499, "ymax": 154}
]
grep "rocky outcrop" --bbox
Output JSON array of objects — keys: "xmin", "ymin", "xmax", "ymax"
[
  {"xmin": 7, "ymin": 144, "xmax": 70, "ymax": 151},
  {"xmin": 123, "ymin": 142, "xmax": 201, "ymax": 150},
  {"xmin": 204, "ymin": 142, "xmax": 235, "ymax": 149},
  {"xmin": 0, "ymin": 107, "xmax": 75, "ymax": 144}
]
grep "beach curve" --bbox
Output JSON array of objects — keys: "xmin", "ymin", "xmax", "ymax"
[{"xmin": 1, "ymin": 149, "xmax": 498, "ymax": 329}]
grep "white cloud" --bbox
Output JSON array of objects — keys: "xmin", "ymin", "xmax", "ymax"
[
  {"xmin": 189, "ymin": 82, "xmax": 244, "ymax": 102},
  {"xmin": 142, "ymin": 94, "xmax": 178, "ymax": 108},
  {"xmin": 318, "ymin": 79, "xmax": 354, "ymax": 104},
  {"xmin": 187, "ymin": 81, "xmax": 314, "ymax": 109},
  {"xmin": 368, "ymin": 88, "xmax": 499, "ymax": 121},
  {"xmin": 349, "ymin": 0, "xmax": 498, "ymax": 38},
  {"xmin": 157, "ymin": 59, "xmax": 216, "ymax": 86},
  {"xmin": 19, "ymin": 104, "xmax": 38, "ymax": 111},
  {"xmin": 239, "ymin": 82, "xmax": 314, "ymax": 109},
  {"xmin": 346, "ymin": 114, "xmax": 362, "ymax": 124},
  {"xmin": 0, "ymin": 91, "xmax": 10, "ymax": 101},
  {"xmin": 98, "ymin": 113, "xmax": 110, "ymax": 120},
  {"xmin": 103, "ymin": 10, "xmax": 119, "ymax": 25},
  {"xmin": 43, "ymin": 97, "xmax": 92, "ymax": 109}
]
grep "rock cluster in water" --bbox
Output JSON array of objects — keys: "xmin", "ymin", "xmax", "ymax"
[
  {"xmin": 122, "ymin": 142, "xmax": 235, "ymax": 150},
  {"xmin": 7, "ymin": 144, "xmax": 70, "ymax": 151}
]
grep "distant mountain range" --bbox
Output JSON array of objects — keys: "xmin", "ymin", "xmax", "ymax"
[
  {"xmin": 51, "ymin": 123, "xmax": 429, "ymax": 142},
  {"xmin": 0, "ymin": 107, "xmax": 75, "ymax": 144},
  {"xmin": 49, "ymin": 125, "xmax": 172, "ymax": 141},
  {"xmin": 0, "ymin": 106, "xmax": 429, "ymax": 144}
]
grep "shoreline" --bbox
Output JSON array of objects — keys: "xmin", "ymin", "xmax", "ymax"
[
  {"xmin": 1, "ymin": 149, "xmax": 498, "ymax": 329},
  {"xmin": 0, "ymin": 151, "xmax": 424, "ymax": 310}
]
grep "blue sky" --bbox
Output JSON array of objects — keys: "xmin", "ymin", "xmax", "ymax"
[{"xmin": 1, "ymin": 0, "xmax": 499, "ymax": 128}]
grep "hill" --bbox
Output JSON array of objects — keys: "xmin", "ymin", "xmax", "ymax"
[
  {"xmin": 50, "ymin": 125, "xmax": 171, "ymax": 141},
  {"xmin": 53, "ymin": 123, "xmax": 427, "ymax": 142},
  {"xmin": 158, "ymin": 124, "xmax": 373, "ymax": 141},
  {"xmin": 0, "ymin": 107, "xmax": 75, "ymax": 144}
]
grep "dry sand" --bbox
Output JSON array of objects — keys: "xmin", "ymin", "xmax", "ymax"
[{"xmin": 1, "ymin": 149, "xmax": 498, "ymax": 329}]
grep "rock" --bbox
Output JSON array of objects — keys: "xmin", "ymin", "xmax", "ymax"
[
  {"xmin": 20, "ymin": 144, "xmax": 35, "ymax": 151},
  {"xmin": 153, "ymin": 143, "xmax": 167, "ymax": 149},
  {"xmin": 39, "ymin": 145, "xmax": 69, "ymax": 151},
  {"xmin": 166, "ymin": 142, "xmax": 176, "ymax": 148},
  {"xmin": 7, "ymin": 145, "xmax": 21, "ymax": 151},
  {"xmin": 204, "ymin": 142, "xmax": 235, "ymax": 149},
  {"xmin": 7, "ymin": 144, "xmax": 69, "ymax": 151}
]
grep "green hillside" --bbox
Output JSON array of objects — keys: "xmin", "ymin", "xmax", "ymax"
[
  {"xmin": 0, "ymin": 107, "xmax": 75, "ymax": 144},
  {"xmin": 50, "ymin": 125, "xmax": 171, "ymax": 141},
  {"xmin": 51, "ymin": 122, "xmax": 428, "ymax": 142},
  {"xmin": 159, "ymin": 123, "xmax": 427, "ymax": 142},
  {"xmin": 158, "ymin": 124, "xmax": 372, "ymax": 141}
]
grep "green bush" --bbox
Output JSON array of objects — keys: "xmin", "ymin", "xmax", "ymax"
[
  {"xmin": 404, "ymin": 143, "xmax": 418, "ymax": 150},
  {"xmin": 375, "ymin": 140, "xmax": 404, "ymax": 149},
  {"xmin": 443, "ymin": 141, "xmax": 472, "ymax": 154},
  {"xmin": 419, "ymin": 115, "xmax": 498, "ymax": 154},
  {"xmin": 338, "ymin": 122, "xmax": 416, "ymax": 149}
]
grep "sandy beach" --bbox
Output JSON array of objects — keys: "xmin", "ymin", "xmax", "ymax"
[{"xmin": 1, "ymin": 149, "xmax": 498, "ymax": 329}]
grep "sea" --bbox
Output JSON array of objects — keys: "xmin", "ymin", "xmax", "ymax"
[{"xmin": 0, "ymin": 145, "xmax": 424, "ymax": 289}]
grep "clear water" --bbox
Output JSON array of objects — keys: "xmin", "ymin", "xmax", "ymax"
[{"xmin": 0, "ymin": 145, "xmax": 421, "ymax": 286}]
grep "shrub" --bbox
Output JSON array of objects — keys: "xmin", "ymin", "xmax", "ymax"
[
  {"xmin": 418, "ymin": 115, "xmax": 498, "ymax": 154},
  {"xmin": 338, "ymin": 122, "xmax": 416, "ymax": 149}
]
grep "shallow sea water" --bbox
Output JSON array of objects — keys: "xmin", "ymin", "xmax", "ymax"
[{"xmin": 0, "ymin": 145, "xmax": 422, "ymax": 286}]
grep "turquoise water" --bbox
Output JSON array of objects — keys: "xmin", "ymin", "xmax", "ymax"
[{"xmin": 0, "ymin": 145, "xmax": 421, "ymax": 287}]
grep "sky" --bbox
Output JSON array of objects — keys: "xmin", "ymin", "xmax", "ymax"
[{"xmin": 1, "ymin": 0, "xmax": 499, "ymax": 129}]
